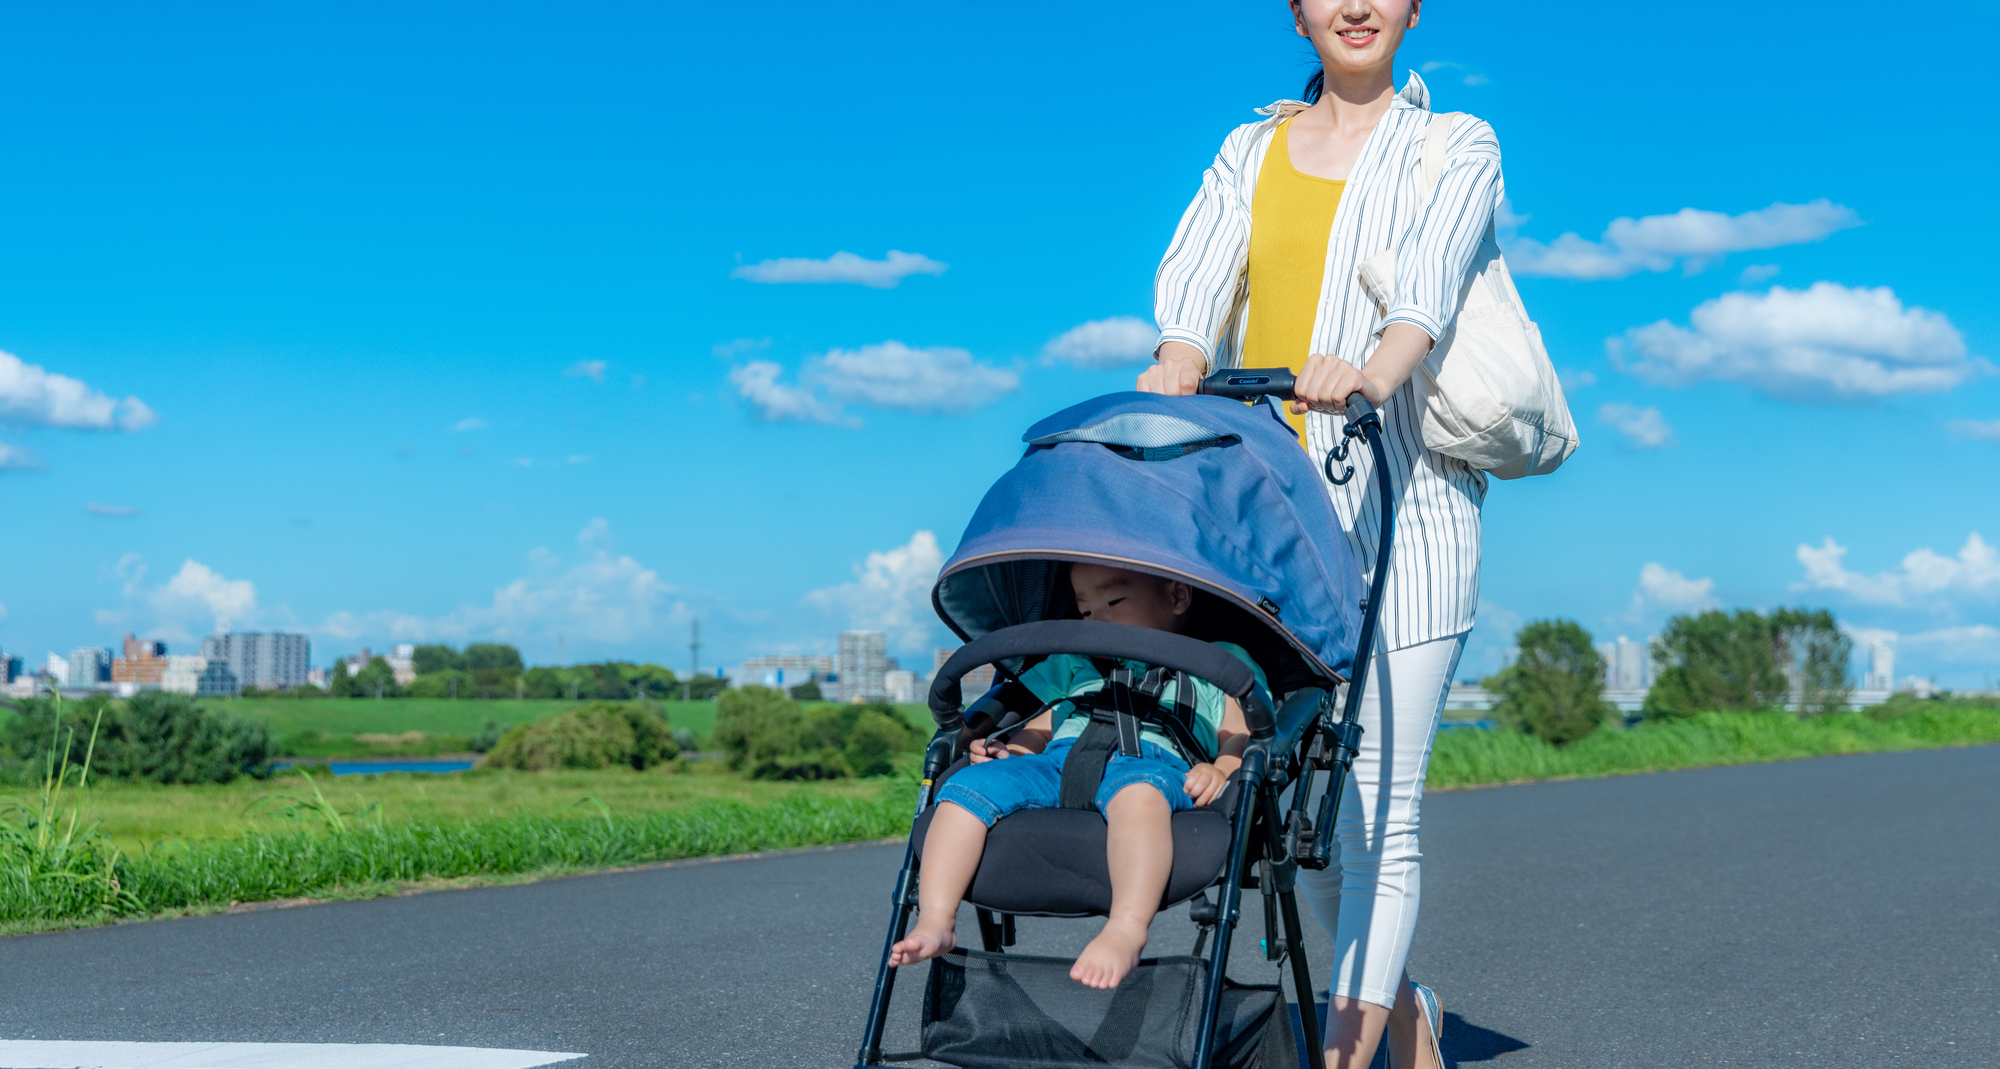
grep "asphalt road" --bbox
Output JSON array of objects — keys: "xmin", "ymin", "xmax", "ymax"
[{"xmin": 2, "ymin": 745, "xmax": 1994, "ymax": 1068}]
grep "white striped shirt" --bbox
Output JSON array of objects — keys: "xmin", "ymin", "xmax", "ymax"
[{"xmin": 1154, "ymin": 72, "xmax": 1502, "ymax": 652}]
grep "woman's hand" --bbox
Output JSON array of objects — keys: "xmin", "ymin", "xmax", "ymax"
[
  {"xmin": 1136, "ymin": 340, "xmax": 1207, "ymax": 396},
  {"xmin": 1290, "ymin": 352, "xmax": 1389, "ymax": 415},
  {"xmin": 1291, "ymin": 323, "xmax": 1435, "ymax": 414},
  {"xmin": 1183, "ymin": 762, "xmax": 1231, "ymax": 807}
]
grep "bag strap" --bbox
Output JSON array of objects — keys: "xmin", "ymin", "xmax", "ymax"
[{"xmin": 1418, "ymin": 111, "xmax": 1461, "ymax": 201}]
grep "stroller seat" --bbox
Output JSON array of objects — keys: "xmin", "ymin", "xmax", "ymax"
[{"xmin": 908, "ymin": 778, "xmax": 1240, "ymax": 918}]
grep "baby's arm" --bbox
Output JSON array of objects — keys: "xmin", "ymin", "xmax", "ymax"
[
  {"xmin": 969, "ymin": 710, "xmax": 1054, "ymax": 762},
  {"xmin": 1183, "ymin": 696, "xmax": 1249, "ymax": 806}
]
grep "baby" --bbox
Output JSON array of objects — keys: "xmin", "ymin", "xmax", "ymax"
[{"xmin": 888, "ymin": 563, "xmax": 1260, "ymax": 989}]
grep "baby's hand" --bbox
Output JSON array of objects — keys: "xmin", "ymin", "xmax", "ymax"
[
  {"xmin": 968, "ymin": 738, "xmax": 1012, "ymax": 763},
  {"xmin": 1183, "ymin": 763, "xmax": 1230, "ymax": 807}
]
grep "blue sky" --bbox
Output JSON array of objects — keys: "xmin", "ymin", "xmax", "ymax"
[{"xmin": 1, "ymin": 1, "xmax": 1995, "ymax": 688}]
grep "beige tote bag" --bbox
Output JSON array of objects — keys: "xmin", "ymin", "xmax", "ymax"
[{"xmin": 1356, "ymin": 112, "xmax": 1578, "ymax": 480}]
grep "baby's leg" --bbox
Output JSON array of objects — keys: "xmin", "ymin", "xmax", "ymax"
[
  {"xmin": 1071, "ymin": 783, "xmax": 1174, "ymax": 989},
  {"xmin": 888, "ymin": 802, "xmax": 986, "ymax": 967}
]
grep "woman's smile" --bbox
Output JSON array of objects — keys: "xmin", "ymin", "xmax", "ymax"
[{"xmin": 1336, "ymin": 28, "xmax": 1380, "ymax": 48}]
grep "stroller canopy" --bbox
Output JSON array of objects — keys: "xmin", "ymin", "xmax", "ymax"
[{"xmin": 933, "ymin": 391, "xmax": 1364, "ymax": 689}]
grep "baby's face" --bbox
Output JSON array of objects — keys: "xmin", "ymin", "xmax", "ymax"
[{"xmin": 1071, "ymin": 564, "xmax": 1191, "ymax": 632}]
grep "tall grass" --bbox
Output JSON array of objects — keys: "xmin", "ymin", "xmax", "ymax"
[
  {"xmin": 0, "ymin": 692, "xmax": 143, "ymax": 921},
  {"xmin": 3, "ymin": 775, "xmax": 918, "ymax": 924},
  {"xmin": 1429, "ymin": 707, "xmax": 2000, "ymax": 789}
]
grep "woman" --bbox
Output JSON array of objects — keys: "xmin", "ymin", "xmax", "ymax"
[{"xmin": 1138, "ymin": 2, "xmax": 1500, "ymax": 1068}]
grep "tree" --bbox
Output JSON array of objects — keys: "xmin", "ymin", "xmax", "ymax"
[
  {"xmin": 411, "ymin": 644, "xmax": 466, "ymax": 676},
  {"xmin": 1484, "ymin": 619, "xmax": 1615, "ymax": 746},
  {"xmin": 465, "ymin": 643, "xmax": 524, "ymax": 674},
  {"xmin": 788, "ymin": 680, "xmax": 823, "ymax": 701},
  {"xmin": 1644, "ymin": 610, "xmax": 1789, "ymax": 719},
  {"xmin": 681, "ymin": 674, "xmax": 730, "ymax": 701},
  {"xmin": 328, "ymin": 658, "xmax": 362, "ymax": 699},
  {"xmin": 1772, "ymin": 607, "xmax": 1853, "ymax": 717},
  {"xmin": 347, "ymin": 656, "xmax": 400, "ymax": 699}
]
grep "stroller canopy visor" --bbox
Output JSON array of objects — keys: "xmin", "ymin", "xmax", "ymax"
[{"xmin": 933, "ymin": 391, "xmax": 1364, "ymax": 687}]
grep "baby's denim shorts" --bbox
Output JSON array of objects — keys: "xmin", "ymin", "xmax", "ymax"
[{"xmin": 934, "ymin": 736, "xmax": 1196, "ymax": 827}]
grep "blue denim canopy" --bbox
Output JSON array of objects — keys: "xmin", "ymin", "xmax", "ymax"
[{"xmin": 932, "ymin": 391, "xmax": 1365, "ymax": 687}]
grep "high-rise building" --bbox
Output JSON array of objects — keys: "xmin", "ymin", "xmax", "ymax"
[
  {"xmin": 837, "ymin": 631, "xmax": 888, "ymax": 702},
  {"xmin": 1864, "ymin": 640, "xmax": 1895, "ymax": 692},
  {"xmin": 385, "ymin": 644, "xmax": 418, "ymax": 686},
  {"xmin": 884, "ymin": 669, "xmax": 920, "ymax": 704},
  {"xmin": 933, "ymin": 646, "xmax": 996, "ymax": 697},
  {"xmin": 734, "ymin": 654, "xmax": 835, "ymax": 691},
  {"xmin": 66, "ymin": 647, "xmax": 112, "ymax": 686},
  {"xmin": 201, "ymin": 632, "xmax": 311, "ymax": 691},
  {"xmin": 161, "ymin": 656, "xmax": 239, "ymax": 697},
  {"xmin": 1595, "ymin": 636, "xmax": 1657, "ymax": 691},
  {"xmin": 0, "ymin": 652, "xmax": 19, "ymax": 684},
  {"xmin": 113, "ymin": 633, "xmax": 170, "ymax": 686}
]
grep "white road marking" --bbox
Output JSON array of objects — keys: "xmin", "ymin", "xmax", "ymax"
[{"xmin": 0, "ymin": 1041, "xmax": 585, "ymax": 1069}]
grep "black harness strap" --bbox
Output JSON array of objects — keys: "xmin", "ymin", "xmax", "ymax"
[{"xmin": 1056, "ymin": 659, "xmax": 1215, "ymax": 811}]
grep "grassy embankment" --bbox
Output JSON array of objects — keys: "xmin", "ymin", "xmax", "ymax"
[
  {"xmin": 1428, "ymin": 705, "xmax": 2000, "ymax": 789},
  {"xmin": 6, "ymin": 700, "xmax": 1995, "ymax": 934},
  {"xmin": 197, "ymin": 698, "xmax": 931, "ymax": 757}
]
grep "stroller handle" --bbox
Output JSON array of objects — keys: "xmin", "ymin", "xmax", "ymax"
[
  {"xmin": 929, "ymin": 620, "xmax": 1278, "ymax": 740},
  {"xmin": 1197, "ymin": 367, "xmax": 1376, "ymax": 423}
]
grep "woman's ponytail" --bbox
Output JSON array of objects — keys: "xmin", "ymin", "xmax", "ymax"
[{"xmin": 1303, "ymin": 68, "xmax": 1324, "ymax": 104}]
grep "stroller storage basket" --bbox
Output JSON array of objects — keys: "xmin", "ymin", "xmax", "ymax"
[{"xmin": 920, "ymin": 949, "xmax": 1296, "ymax": 1069}]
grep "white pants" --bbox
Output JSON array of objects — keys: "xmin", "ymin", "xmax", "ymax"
[{"xmin": 1291, "ymin": 630, "xmax": 1467, "ymax": 1009}]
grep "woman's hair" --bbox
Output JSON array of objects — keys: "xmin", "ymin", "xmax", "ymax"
[{"xmin": 1302, "ymin": 68, "xmax": 1324, "ymax": 104}]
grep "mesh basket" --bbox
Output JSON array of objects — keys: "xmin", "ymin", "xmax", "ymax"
[{"xmin": 917, "ymin": 949, "xmax": 1296, "ymax": 1069}]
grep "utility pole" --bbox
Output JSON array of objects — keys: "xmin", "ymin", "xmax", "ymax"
[{"xmin": 684, "ymin": 618, "xmax": 701, "ymax": 702}]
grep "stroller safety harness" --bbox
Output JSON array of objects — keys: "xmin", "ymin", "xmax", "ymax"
[
  {"xmin": 854, "ymin": 372, "xmax": 1399, "ymax": 1069},
  {"xmin": 1057, "ymin": 661, "xmax": 1209, "ymax": 811}
]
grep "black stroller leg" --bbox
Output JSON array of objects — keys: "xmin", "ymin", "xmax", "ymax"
[
  {"xmin": 1190, "ymin": 754, "xmax": 1266, "ymax": 1069},
  {"xmin": 974, "ymin": 908, "xmax": 1007, "ymax": 952},
  {"xmin": 1278, "ymin": 887, "xmax": 1326, "ymax": 1069},
  {"xmin": 854, "ymin": 839, "xmax": 920, "ymax": 1068}
]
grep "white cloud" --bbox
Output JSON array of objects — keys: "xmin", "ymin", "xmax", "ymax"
[
  {"xmin": 1559, "ymin": 369, "xmax": 1596, "ymax": 391},
  {"xmin": 1508, "ymin": 200, "xmax": 1860, "ymax": 280},
  {"xmin": 453, "ymin": 417, "xmax": 488, "ymax": 432},
  {"xmin": 111, "ymin": 558, "xmax": 261, "ymax": 638},
  {"xmin": 1418, "ymin": 60, "xmax": 1490, "ymax": 87},
  {"xmin": 815, "ymin": 342, "xmax": 1018, "ymax": 411},
  {"xmin": 1947, "ymin": 419, "xmax": 2000, "ymax": 442},
  {"xmin": 86, "ymin": 502, "xmax": 141, "ymax": 517},
  {"xmin": 0, "ymin": 350, "xmax": 157, "ymax": 432},
  {"xmin": 1609, "ymin": 282, "xmax": 1982, "ymax": 401},
  {"xmin": 805, "ymin": 531, "xmax": 945, "ymax": 651},
  {"xmin": 1598, "ymin": 402, "xmax": 1675, "ymax": 449},
  {"xmin": 0, "ymin": 440, "xmax": 45, "ymax": 470},
  {"xmin": 731, "ymin": 250, "xmax": 948, "ymax": 289},
  {"xmin": 318, "ymin": 520, "xmax": 688, "ymax": 649},
  {"xmin": 1738, "ymin": 263, "xmax": 1781, "ymax": 285},
  {"xmin": 1795, "ymin": 533, "xmax": 2000, "ymax": 607},
  {"xmin": 728, "ymin": 342, "xmax": 1017, "ymax": 425},
  {"xmin": 728, "ymin": 361, "xmax": 854, "ymax": 426},
  {"xmin": 565, "ymin": 360, "xmax": 607, "ymax": 383},
  {"xmin": 1044, "ymin": 316, "xmax": 1160, "ymax": 368},
  {"xmin": 1630, "ymin": 563, "xmax": 1719, "ymax": 616},
  {"xmin": 1901, "ymin": 624, "xmax": 2000, "ymax": 664}
]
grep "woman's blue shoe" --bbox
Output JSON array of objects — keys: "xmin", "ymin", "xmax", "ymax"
[{"xmin": 1410, "ymin": 981, "xmax": 1444, "ymax": 1067}]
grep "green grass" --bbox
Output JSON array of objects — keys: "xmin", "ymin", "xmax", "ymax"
[
  {"xmin": 1428, "ymin": 707, "xmax": 2000, "ymax": 789},
  {"xmin": 198, "ymin": 697, "xmax": 933, "ymax": 753},
  {"xmin": 0, "ymin": 764, "xmax": 887, "ymax": 853},
  {"xmin": 4, "ymin": 773, "xmax": 918, "ymax": 929}
]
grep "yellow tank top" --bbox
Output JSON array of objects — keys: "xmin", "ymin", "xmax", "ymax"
[{"xmin": 1243, "ymin": 118, "xmax": 1344, "ymax": 443}]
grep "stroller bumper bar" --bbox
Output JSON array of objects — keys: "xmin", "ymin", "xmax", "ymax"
[{"xmin": 928, "ymin": 620, "xmax": 1279, "ymax": 740}]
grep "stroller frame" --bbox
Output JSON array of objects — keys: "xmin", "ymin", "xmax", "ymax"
[{"xmin": 854, "ymin": 373, "xmax": 1397, "ymax": 1069}]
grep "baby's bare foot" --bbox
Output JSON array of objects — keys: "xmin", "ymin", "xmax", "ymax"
[
  {"xmin": 888, "ymin": 921, "xmax": 957, "ymax": 968},
  {"xmin": 1070, "ymin": 918, "xmax": 1148, "ymax": 989}
]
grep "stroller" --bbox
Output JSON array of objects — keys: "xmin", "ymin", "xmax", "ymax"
[{"xmin": 854, "ymin": 370, "xmax": 1398, "ymax": 1069}]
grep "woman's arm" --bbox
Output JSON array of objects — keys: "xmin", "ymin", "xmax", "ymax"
[
  {"xmin": 1143, "ymin": 125, "xmax": 1258, "ymax": 396},
  {"xmin": 1294, "ymin": 117, "xmax": 1503, "ymax": 414}
]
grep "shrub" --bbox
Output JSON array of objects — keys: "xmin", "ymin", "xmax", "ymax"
[
  {"xmin": 2, "ymin": 693, "xmax": 270, "ymax": 785},
  {"xmin": 1772, "ymin": 607, "xmax": 1853, "ymax": 716},
  {"xmin": 480, "ymin": 702, "xmax": 678, "ymax": 771},
  {"xmin": 469, "ymin": 720, "xmax": 511, "ymax": 753},
  {"xmin": 1485, "ymin": 619, "xmax": 1614, "ymax": 746},
  {"xmin": 714, "ymin": 688, "xmax": 924, "ymax": 779},
  {"xmin": 1646, "ymin": 610, "xmax": 1789, "ymax": 719}
]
